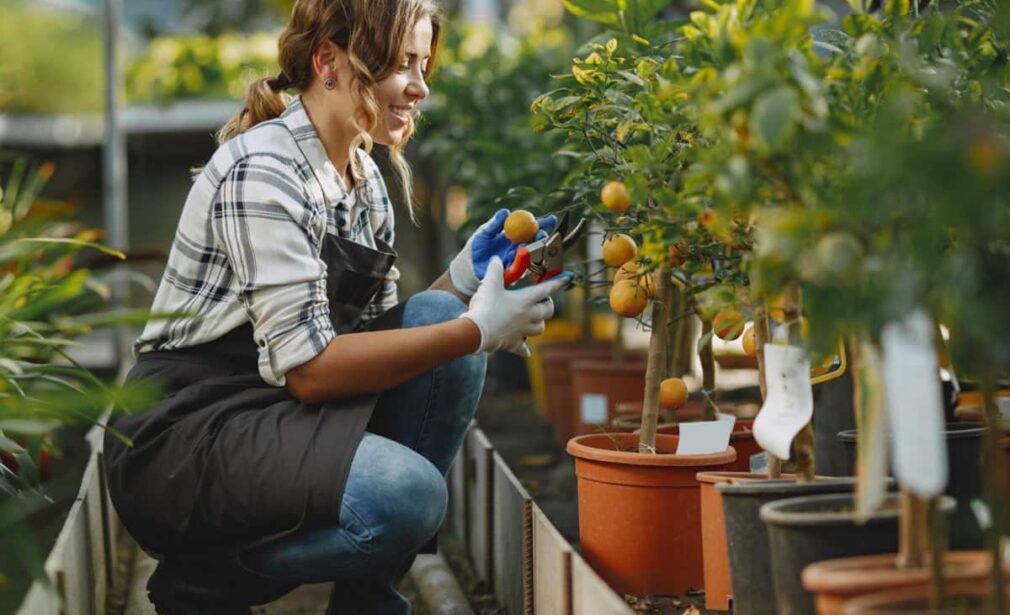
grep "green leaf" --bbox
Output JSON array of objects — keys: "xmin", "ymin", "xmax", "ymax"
[
  {"xmin": 563, "ymin": 0, "xmax": 622, "ymax": 27},
  {"xmin": 749, "ymin": 87, "xmax": 800, "ymax": 152},
  {"xmin": 0, "ymin": 420, "xmax": 62, "ymax": 436},
  {"xmin": 696, "ymin": 329, "xmax": 715, "ymax": 354}
]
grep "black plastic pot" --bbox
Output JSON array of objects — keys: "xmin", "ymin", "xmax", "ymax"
[
  {"xmin": 837, "ymin": 422, "xmax": 986, "ymax": 549},
  {"xmin": 717, "ymin": 478, "xmax": 858, "ymax": 615},
  {"xmin": 760, "ymin": 493, "xmax": 955, "ymax": 615}
]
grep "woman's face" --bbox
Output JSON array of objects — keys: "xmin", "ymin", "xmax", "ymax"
[{"xmin": 370, "ymin": 17, "xmax": 432, "ymax": 146}]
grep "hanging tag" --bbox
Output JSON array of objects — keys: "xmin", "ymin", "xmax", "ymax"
[
  {"xmin": 854, "ymin": 340, "xmax": 890, "ymax": 522},
  {"xmin": 677, "ymin": 419, "xmax": 734, "ymax": 455},
  {"xmin": 753, "ymin": 344, "xmax": 814, "ymax": 461},
  {"xmin": 881, "ymin": 309, "xmax": 948, "ymax": 498}
]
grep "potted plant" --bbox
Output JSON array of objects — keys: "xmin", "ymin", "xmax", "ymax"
[{"xmin": 0, "ymin": 159, "xmax": 155, "ymax": 609}]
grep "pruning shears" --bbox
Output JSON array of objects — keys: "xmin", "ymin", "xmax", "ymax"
[{"xmin": 504, "ymin": 212, "xmax": 587, "ymax": 287}]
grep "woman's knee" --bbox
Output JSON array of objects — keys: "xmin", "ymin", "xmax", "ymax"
[
  {"xmin": 346, "ymin": 436, "xmax": 447, "ymax": 558},
  {"xmin": 403, "ymin": 290, "xmax": 466, "ymax": 328}
]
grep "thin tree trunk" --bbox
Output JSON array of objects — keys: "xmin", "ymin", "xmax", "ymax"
[
  {"xmin": 638, "ymin": 265, "xmax": 670, "ymax": 453},
  {"xmin": 928, "ymin": 495, "xmax": 947, "ymax": 611},
  {"xmin": 981, "ymin": 378, "xmax": 1008, "ymax": 615},
  {"xmin": 784, "ymin": 285, "xmax": 814, "ymax": 480},
  {"xmin": 898, "ymin": 489, "xmax": 928, "ymax": 569},
  {"xmin": 700, "ymin": 318, "xmax": 718, "ymax": 421}
]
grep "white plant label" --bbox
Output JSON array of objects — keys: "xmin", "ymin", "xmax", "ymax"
[
  {"xmin": 580, "ymin": 393, "xmax": 608, "ymax": 425},
  {"xmin": 677, "ymin": 419, "xmax": 734, "ymax": 455},
  {"xmin": 753, "ymin": 344, "xmax": 814, "ymax": 460},
  {"xmin": 881, "ymin": 310, "xmax": 948, "ymax": 498}
]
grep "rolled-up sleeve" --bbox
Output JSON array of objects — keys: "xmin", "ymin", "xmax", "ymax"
[{"xmin": 211, "ymin": 154, "xmax": 334, "ymax": 386}]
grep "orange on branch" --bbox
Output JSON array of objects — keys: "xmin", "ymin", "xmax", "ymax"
[
  {"xmin": 614, "ymin": 262, "xmax": 655, "ymax": 297},
  {"xmin": 742, "ymin": 325, "xmax": 757, "ymax": 357},
  {"xmin": 601, "ymin": 181, "xmax": 631, "ymax": 213},
  {"xmin": 609, "ymin": 279, "xmax": 649, "ymax": 318},
  {"xmin": 503, "ymin": 210, "xmax": 539, "ymax": 244},
  {"xmin": 603, "ymin": 234, "xmax": 637, "ymax": 268},
  {"xmin": 713, "ymin": 309, "xmax": 745, "ymax": 341},
  {"xmin": 659, "ymin": 377, "xmax": 689, "ymax": 409},
  {"xmin": 667, "ymin": 240, "xmax": 689, "ymax": 267}
]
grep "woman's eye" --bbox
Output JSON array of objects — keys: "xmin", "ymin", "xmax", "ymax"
[{"xmin": 399, "ymin": 63, "xmax": 410, "ymax": 72}]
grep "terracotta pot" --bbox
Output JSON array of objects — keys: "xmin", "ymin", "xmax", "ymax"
[
  {"xmin": 696, "ymin": 471, "xmax": 787, "ymax": 611},
  {"xmin": 803, "ymin": 551, "xmax": 992, "ymax": 615},
  {"xmin": 567, "ymin": 433, "xmax": 737, "ymax": 595},
  {"xmin": 657, "ymin": 419, "xmax": 761, "ymax": 472},
  {"xmin": 842, "ymin": 580, "xmax": 1010, "ymax": 614},
  {"xmin": 538, "ymin": 340, "xmax": 613, "ymax": 445},
  {"xmin": 953, "ymin": 404, "xmax": 1010, "ymax": 432},
  {"xmin": 569, "ymin": 359, "xmax": 647, "ymax": 438}
]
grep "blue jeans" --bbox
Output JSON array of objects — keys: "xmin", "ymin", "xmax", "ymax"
[{"xmin": 240, "ymin": 291, "xmax": 486, "ymax": 613}]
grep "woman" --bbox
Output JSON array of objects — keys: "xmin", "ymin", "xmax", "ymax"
[{"xmin": 103, "ymin": 1, "xmax": 569, "ymax": 613}]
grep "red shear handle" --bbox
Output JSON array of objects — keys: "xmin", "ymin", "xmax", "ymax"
[
  {"xmin": 535, "ymin": 267, "xmax": 563, "ymax": 283},
  {"xmin": 504, "ymin": 247, "xmax": 530, "ymax": 287}
]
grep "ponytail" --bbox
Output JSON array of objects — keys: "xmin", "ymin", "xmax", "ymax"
[{"xmin": 216, "ymin": 75, "xmax": 291, "ymax": 145}]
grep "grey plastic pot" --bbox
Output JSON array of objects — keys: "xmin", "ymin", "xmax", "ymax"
[
  {"xmin": 717, "ymin": 477, "xmax": 859, "ymax": 615},
  {"xmin": 759, "ymin": 492, "xmax": 955, "ymax": 615},
  {"xmin": 837, "ymin": 422, "xmax": 985, "ymax": 549}
]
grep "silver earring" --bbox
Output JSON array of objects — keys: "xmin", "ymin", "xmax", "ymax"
[{"xmin": 324, "ymin": 77, "xmax": 336, "ymax": 90}]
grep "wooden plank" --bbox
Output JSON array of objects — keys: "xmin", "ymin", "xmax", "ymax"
[
  {"xmin": 445, "ymin": 435, "xmax": 468, "ymax": 543},
  {"xmin": 465, "ymin": 427, "xmax": 494, "ymax": 588},
  {"xmin": 86, "ymin": 453, "xmax": 108, "ymax": 615},
  {"xmin": 532, "ymin": 504, "xmax": 572, "ymax": 615},
  {"xmin": 491, "ymin": 452, "xmax": 533, "ymax": 615},
  {"xmin": 570, "ymin": 552, "xmax": 635, "ymax": 615}
]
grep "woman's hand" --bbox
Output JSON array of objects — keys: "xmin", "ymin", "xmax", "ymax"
[
  {"xmin": 459, "ymin": 257, "xmax": 572, "ymax": 357},
  {"xmin": 448, "ymin": 208, "xmax": 557, "ymax": 298}
]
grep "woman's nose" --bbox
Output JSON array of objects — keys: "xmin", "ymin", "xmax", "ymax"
[{"xmin": 407, "ymin": 72, "xmax": 429, "ymax": 102}]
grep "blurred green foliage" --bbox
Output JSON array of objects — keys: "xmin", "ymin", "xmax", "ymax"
[
  {"xmin": 0, "ymin": 1, "xmax": 103, "ymax": 114},
  {"xmin": 126, "ymin": 31, "xmax": 280, "ymax": 104},
  {"xmin": 418, "ymin": 21, "xmax": 579, "ymax": 232}
]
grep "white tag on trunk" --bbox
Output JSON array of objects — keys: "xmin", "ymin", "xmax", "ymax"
[
  {"xmin": 753, "ymin": 344, "xmax": 814, "ymax": 461},
  {"xmin": 676, "ymin": 419, "xmax": 734, "ymax": 455},
  {"xmin": 881, "ymin": 310, "xmax": 948, "ymax": 498}
]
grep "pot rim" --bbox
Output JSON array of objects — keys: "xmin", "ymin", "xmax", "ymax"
[
  {"xmin": 801, "ymin": 551, "xmax": 993, "ymax": 594},
  {"xmin": 716, "ymin": 476, "xmax": 858, "ymax": 496},
  {"xmin": 760, "ymin": 493, "xmax": 955, "ymax": 527},
  {"xmin": 567, "ymin": 433, "xmax": 737, "ymax": 467},
  {"xmin": 837, "ymin": 422, "xmax": 987, "ymax": 443},
  {"xmin": 696, "ymin": 471, "xmax": 784, "ymax": 485}
]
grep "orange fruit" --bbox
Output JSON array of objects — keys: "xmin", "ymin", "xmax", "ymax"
[
  {"xmin": 659, "ymin": 377, "xmax": 689, "ymax": 409},
  {"xmin": 603, "ymin": 234, "xmax": 637, "ymax": 268},
  {"xmin": 668, "ymin": 240, "xmax": 689, "ymax": 267},
  {"xmin": 601, "ymin": 181, "xmax": 631, "ymax": 213},
  {"xmin": 699, "ymin": 208, "xmax": 717, "ymax": 230},
  {"xmin": 614, "ymin": 262, "xmax": 655, "ymax": 297},
  {"xmin": 742, "ymin": 325, "xmax": 757, "ymax": 357},
  {"xmin": 503, "ymin": 210, "xmax": 539, "ymax": 244},
  {"xmin": 766, "ymin": 294, "xmax": 788, "ymax": 323},
  {"xmin": 609, "ymin": 279, "xmax": 649, "ymax": 318},
  {"xmin": 713, "ymin": 309, "xmax": 745, "ymax": 341}
]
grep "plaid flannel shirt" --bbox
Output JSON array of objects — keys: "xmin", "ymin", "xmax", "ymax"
[{"xmin": 136, "ymin": 97, "xmax": 399, "ymax": 386}]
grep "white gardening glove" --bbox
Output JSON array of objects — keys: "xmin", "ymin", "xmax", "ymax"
[
  {"xmin": 448, "ymin": 209, "xmax": 558, "ymax": 297},
  {"xmin": 459, "ymin": 257, "xmax": 572, "ymax": 358}
]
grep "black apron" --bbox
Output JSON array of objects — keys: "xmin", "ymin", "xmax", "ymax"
[{"xmin": 104, "ymin": 232, "xmax": 398, "ymax": 563}]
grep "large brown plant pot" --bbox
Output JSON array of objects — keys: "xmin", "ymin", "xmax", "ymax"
[
  {"xmin": 538, "ymin": 340, "xmax": 613, "ymax": 445},
  {"xmin": 803, "ymin": 551, "xmax": 992, "ymax": 615},
  {"xmin": 569, "ymin": 359, "xmax": 647, "ymax": 439},
  {"xmin": 567, "ymin": 433, "xmax": 736, "ymax": 596},
  {"xmin": 696, "ymin": 472, "xmax": 790, "ymax": 612},
  {"xmin": 842, "ymin": 580, "xmax": 1010, "ymax": 614}
]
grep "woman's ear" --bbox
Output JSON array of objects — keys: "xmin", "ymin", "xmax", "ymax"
[{"xmin": 312, "ymin": 40, "xmax": 350, "ymax": 85}]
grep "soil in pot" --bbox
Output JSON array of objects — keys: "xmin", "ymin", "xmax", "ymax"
[
  {"xmin": 802, "ymin": 551, "xmax": 993, "ymax": 615},
  {"xmin": 760, "ymin": 493, "xmax": 956, "ymax": 615},
  {"xmin": 717, "ymin": 477, "xmax": 860, "ymax": 615},
  {"xmin": 538, "ymin": 340, "xmax": 613, "ymax": 445},
  {"xmin": 842, "ymin": 580, "xmax": 1010, "ymax": 614},
  {"xmin": 837, "ymin": 423, "xmax": 986, "ymax": 549},
  {"xmin": 569, "ymin": 359, "xmax": 647, "ymax": 439},
  {"xmin": 567, "ymin": 432, "xmax": 736, "ymax": 596}
]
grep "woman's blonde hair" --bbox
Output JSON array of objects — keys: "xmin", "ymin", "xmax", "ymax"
[{"xmin": 218, "ymin": 0, "xmax": 442, "ymax": 219}]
